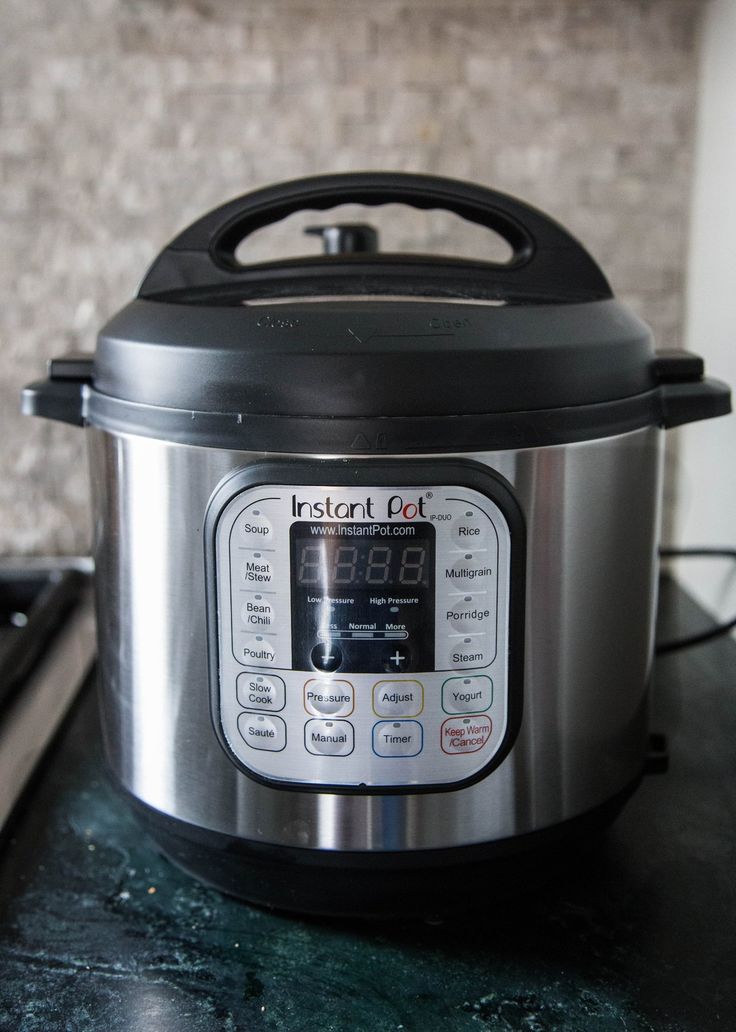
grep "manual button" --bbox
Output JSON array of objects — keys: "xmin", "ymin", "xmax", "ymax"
[{"xmin": 304, "ymin": 719, "xmax": 354, "ymax": 756}]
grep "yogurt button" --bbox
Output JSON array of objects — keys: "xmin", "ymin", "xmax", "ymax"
[
  {"xmin": 238, "ymin": 712, "xmax": 286, "ymax": 752},
  {"xmin": 442, "ymin": 675, "xmax": 493, "ymax": 714},
  {"xmin": 237, "ymin": 673, "xmax": 285, "ymax": 711},
  {"xmin": 240, "ymin": 594, "xmax": 276, "ymax": 630}
]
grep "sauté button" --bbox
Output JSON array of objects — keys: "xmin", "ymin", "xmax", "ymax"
[
  {"xmin": 441, "ymin": 675, "xmax": 492, "ymax": 714},
  {"xmin": 310, "ymin": 642, "xmax": 342, "ymax": 672},
  {"xmin": 372, "ymin": 680, "xmax": 424, "ymax": 717},
  {"xmin": 372, "ymin": 720, "xmax": 423, "ymax": 757},
  {"xmin": 236, "ymin": 509, "xmax": 274, "ymax": 547},
  {"xmin": 237, "ymin": 673, "xmax": 285, "ymax": 712},
  {"xmin": 238, "ymin": 712, "xmax": 286, "ymax": 751},
  {"xmin": 304, "ymin": 719, "xmax": 354, "ymax": 756},
  {"xmin": 304, "ymin": 678, "xmax": 354, "ymax": 716},
  {"xmin": 240, "ymin": 593, "xmax": 276, "ymax": 630},
  {"xmin": 239, "ymin": 554, "xmax": 274, "ymax": 586},
  {"xmin": 441, "ymin": 715, "xmax": 492, "ymax": 754}
]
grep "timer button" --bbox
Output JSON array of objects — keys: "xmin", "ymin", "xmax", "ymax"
[
  {"xmin": 372, "ymin": 720, "xmax": 423, "ymax": 757},
  {"xmin": 310, "ymin": 642, "xmax": 342, "ymax": 672}
]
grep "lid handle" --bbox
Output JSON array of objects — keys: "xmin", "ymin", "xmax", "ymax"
[{"xmin": 139, "ymin": 172, "xmax": 611, "ymax": 300}]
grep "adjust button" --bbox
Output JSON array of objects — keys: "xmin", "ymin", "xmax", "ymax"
[
  {"xmin": 237, "ymin": 672, "xmax": 285, "ymax": 712},
  {"xmin": 373, "ymin": 680, "xmax": 424, "ymax": 717},
  {"xmin": 304, "ymin": 719, "xmax": 354, "ymax": 756},
  {"xmin": 238, "ymin": 712, "xmax": 286, "ymax": 751},
  {"xmin": 304, "ymin": 678, "xmax": 354, "ymax": 716},
  {"xmin": 372, "ymin": 720, "xmax": 423, "ymax": 757}
]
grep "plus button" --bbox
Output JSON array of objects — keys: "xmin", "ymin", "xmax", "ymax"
[{"xmin": 383, "ymin": 644, "xmax": 410, "ymax": 673}]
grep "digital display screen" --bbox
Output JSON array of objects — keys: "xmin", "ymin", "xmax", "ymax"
[
  {"xmin": 293, "ymin": 532, "xmax": 431, "ymax": 590},
  {"xmin": 290, "ymin": 522, "xmax": 436, "ymax": 674}
]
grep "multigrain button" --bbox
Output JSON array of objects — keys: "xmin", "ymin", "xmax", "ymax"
[
  {"xmin": 236, "ymin": 508, "xmax": 274, "ymax": 547},
  {"xmin": 372, "ymin": 680, "xmax": 424, "ymax": 717},
  {"xmin": 304, "ymin": 678, "xmax": 354, "ymax": 716},
  {"xmin": 239, "ymin": 554, "xmax": 274, "ymax": 586},
  {"xmin": 237, "ymin": 673, "xmax": 285, "ymax": 712},
  {"xmin": 445, "ymin": 554, "xmax": 494, "ymax": 591},
  {"xmin": 240, "ymin": 593, "xmax": 276, "ymax": 630},
  {"xmin": 441, "ymin": 675, "xmax": 492, "ymax": 714},
  {"xmin": 304, "ymin": 719, "xmax": 354, "ymax": 756},
  {"xmin": 237, "ymin": 712, "xmax": 286, "ymax": 751},
  {"xmin": 372, "ymin": 720, "xmax": 423, "ymax": 757}
]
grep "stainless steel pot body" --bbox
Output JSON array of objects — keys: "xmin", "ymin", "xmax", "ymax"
[{"xmin": 89, "ymin": 426, "xmax": 663, "ymax": 853}]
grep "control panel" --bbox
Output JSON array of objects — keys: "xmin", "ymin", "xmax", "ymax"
[{"xmin": 210, "ymin": 475, "xmax": 517, "ymax": 790}]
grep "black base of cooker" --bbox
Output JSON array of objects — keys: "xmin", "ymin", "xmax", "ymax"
[{"xmin": 129, "ymin": 780, "xmax": 640, "ymax": 919}]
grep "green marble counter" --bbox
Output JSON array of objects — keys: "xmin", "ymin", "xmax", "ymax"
[{"xmin": 0, "ymin": 580, "xmax": 734, "ymax": 1031}]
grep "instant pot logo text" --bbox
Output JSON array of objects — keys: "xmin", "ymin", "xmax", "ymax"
[{"xmin": 291, "ymin": 494, "xmax": 427, "ymax": 520}]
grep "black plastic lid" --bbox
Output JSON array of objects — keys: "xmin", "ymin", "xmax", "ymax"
[{"xmin": 21, "ymin": 173, "xmax": 732, "ymax": 450}]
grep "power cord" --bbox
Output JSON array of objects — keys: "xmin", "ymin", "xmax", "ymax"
[{"xmin": 656, "ymin": 547, "xmax": 736, "ymax": 654}]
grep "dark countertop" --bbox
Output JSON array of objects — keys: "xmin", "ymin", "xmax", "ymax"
[{"xmin": 0, "ymin": 577, "xmax": 734, "ymax": 1032}]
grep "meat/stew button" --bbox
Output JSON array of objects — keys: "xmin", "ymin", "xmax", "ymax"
[{"xmin": 440, "ymin": 715, "xmax": 492, "ymax": 754}]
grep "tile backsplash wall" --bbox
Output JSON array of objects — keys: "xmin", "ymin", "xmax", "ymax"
[{"xmin": 1, "ymin": 0, "xmax": 701, "ymax": 554}]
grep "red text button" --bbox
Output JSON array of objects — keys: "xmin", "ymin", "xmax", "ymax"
[{"xmin": 440, "ymin": 715, "xmax": 492, "ymax": 754}]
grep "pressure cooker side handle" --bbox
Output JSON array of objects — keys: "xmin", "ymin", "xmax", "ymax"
[{"xmin": 138, "ymin": 172, "xmax": 612, "ymax": 299}]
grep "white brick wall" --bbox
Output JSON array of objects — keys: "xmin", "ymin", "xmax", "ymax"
[{"xmin": 0, "ymin": 0, "xmax": 702, "ymax": 553}]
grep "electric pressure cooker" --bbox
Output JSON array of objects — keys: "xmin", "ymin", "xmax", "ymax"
[{"xmin": 23, "ymin": 173, "xmax": 731, "ymax": 916}]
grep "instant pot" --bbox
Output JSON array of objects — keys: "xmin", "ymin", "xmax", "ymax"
[{"xmin": 23, "ymin": 173, "xmax": 731, "ymax": 916}]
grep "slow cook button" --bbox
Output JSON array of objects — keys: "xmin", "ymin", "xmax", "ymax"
[
  {"xmin": 239, "ymin": 554, "xmax": 274, "ymax": 586},
  {"xmin": 240, "ymin": 593, "xmax": 276, "ymax": 630},
  {"xmin": 237, "ymin": 712, "xmax": 286, "ymax": 752},
  {"xmin": 440, "ymin": 715, "xmax": 492, "ymax": 755},
  {"xmin": 304, "ymin": 719, "xmax": 354, "ymax": 756},
  {"xmin": 451, "ymin": 513, "xmax": 490, "ymax": 548},
  {"xmin": 372, "ymin": 680, "xmax": 424, "ymax": 717},
  {"xmin": 444, "ymin": 555, "xmax": 494, "ymax": 591},
  {"xmin": 444, "ymin": 596, "xmax": 492, "ymax": 633},
  {"xmin": 442, "ymin": 675, "xmax": 492, "ymax": 714},
  {"xmin": 372, "ymin": 720, "xmax": 423, "ymax": 757},
  {"xmin": 238, "ymin": 636, "xmax": 278, "ymax": 667},
  {"xmin": 237, "ymin": 672, "xmax": 285, "ymax": 712},
  {"xmin": 235, "ymin": 508, "xmax": 274, "ymax": 548},
  {"xmin": 304, "ymin": 679, "xmax": 354, "ymax": 716},
  {"xmin": 447, "ymin": 636, "xmax": 491, "ymax": 670}
]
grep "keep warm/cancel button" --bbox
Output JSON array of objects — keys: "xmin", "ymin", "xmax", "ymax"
[{"xmin": 440, "ymin": 715, "xmax": 492, "ymax": 754}]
